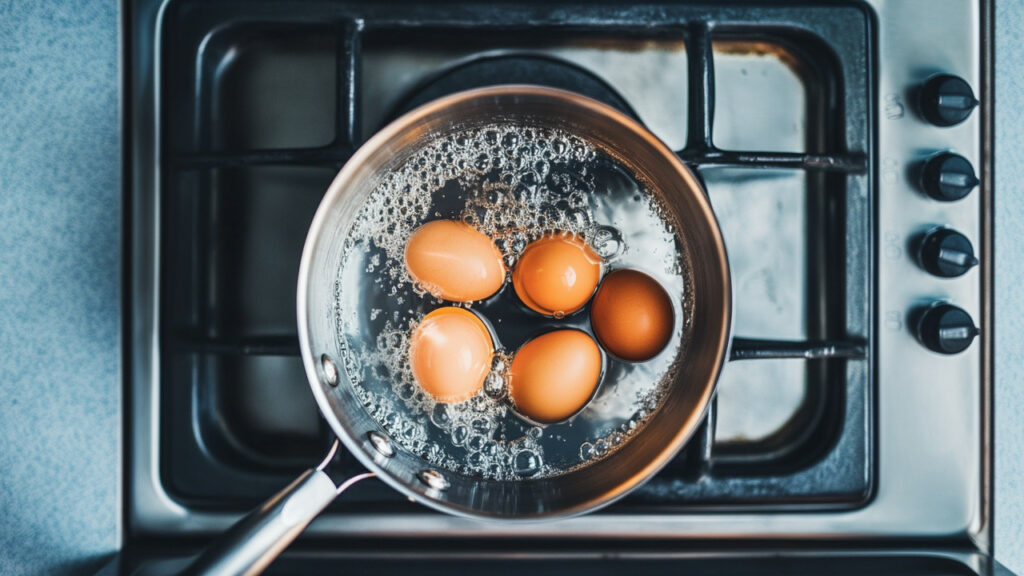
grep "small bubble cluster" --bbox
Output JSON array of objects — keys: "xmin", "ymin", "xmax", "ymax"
[
  {"xmin": 348, "ymin": 125, "xmax": 628, "ymax": 293},
  {"xmin": 346, "ymin": 324, "xmax": 546, "ymax": 480},
  {"xmin": 335, "ymin": 123, "xmax": 690, "ymax": 480},
  {"xmin": 578, "ymin": 392, "xmax": 660, "ymax": 463}
]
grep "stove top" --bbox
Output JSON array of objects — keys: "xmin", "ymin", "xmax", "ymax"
[{"xmin": 126, "ymin": 0, "xmax": 991, "ymax": 549}]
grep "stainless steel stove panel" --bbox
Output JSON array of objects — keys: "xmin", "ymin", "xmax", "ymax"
[{"xmin": 126, "ymin": 0, "xmax": 990, "ymax": 549}]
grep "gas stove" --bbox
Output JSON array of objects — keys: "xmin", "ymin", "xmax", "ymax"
[{"xmin": 125, "ymin": 0, "xmax": 993, "ymax": 571}]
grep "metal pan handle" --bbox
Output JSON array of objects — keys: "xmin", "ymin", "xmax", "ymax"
[{"xmin": 181, "ymin": 440, "xmax": 374, "ymax": 576}]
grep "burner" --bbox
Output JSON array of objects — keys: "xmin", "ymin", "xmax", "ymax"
[{"xmin": 390, "ymin": 54, "xmax": 640, "ymax": 121}]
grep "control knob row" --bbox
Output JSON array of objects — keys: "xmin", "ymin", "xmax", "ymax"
[{"xmin": 912, "ymin": 75, "xmax": 979, "ymax": 354}]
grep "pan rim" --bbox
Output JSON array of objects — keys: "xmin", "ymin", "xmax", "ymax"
[{"xmin": 296, "ymin": 84, "xmax": 732, "ymax": 521}]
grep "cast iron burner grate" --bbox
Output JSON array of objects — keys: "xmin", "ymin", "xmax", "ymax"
[{"xmin": 157, "ymin": 1, "xmax": 873, "ymax": 513}]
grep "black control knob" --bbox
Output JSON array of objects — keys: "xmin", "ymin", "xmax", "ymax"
[
  {"xmin": 919, "ymin": 74, "xmax": 978, "ymax": 127},
  {"xmin": 920, "ymin": 152, "xmax": 978, "ymax": 201},
  {"xmin": 915, "ymin": 303, "xmax": 978, "ymax": 355},
  {"xmin": 917, "ymin": 228, "xmax": 979, "ymax": 277}
]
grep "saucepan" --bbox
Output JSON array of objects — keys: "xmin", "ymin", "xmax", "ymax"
[{"xmin": 182, "ymin": 85, "xmax": 732, "ymax": 576}]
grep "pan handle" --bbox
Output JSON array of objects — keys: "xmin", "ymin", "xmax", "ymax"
[{"xmin": 181, "ymin": 440, "xmax": 374, "ymax": 576}]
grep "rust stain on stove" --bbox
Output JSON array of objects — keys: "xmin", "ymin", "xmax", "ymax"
[{"xmin": 712, "ymin": 40, "xmax": 808, "ymax": 76}]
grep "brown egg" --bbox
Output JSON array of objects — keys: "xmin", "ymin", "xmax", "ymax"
[
  {"xmin": 409, "ymin": 307, "xmax": 494, "ymax": 403},
  {"xmin": 404, "ymin": 220, "xmax": 506, "ymax": 302},
  {"xmin": 509, "ymin": 330, "xmax": 603, "ymax": 423},
  {"xmin": 512, "ymin": 234, "xmax": 602, "ymax": 317},
  {"xmin": 590, "ymin": 269, "xmax": 674, "ymax": 362}
]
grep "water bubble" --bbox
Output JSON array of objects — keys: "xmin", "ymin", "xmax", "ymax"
[
  {"xmin": 485, "ymin": 463, "xmax": 503, "ymax": 479},
  {"xmin": 514, "ymin": 450, "xmax": 542, "ymax": 477},
  {"xmin": 591, "ymin": 225, "xmax": 625, "ymax": 261},
  {"xmin": 452, "ymin": 425, "xmax": 470, "ymax": 446},
  {"xmin": 579, "ymin": 442, "xmax": 595, "ymax": 460},
  {"xmin": 520, "ymin": 171, "xmax": 540, "ymax": 187},
  {"xmin": 467, "ymin": 435, "xmax": 486, "ymax": 452},
  {"xmin": 567, "ymin": 208, "xmax": 591, "ymax": 231},
  {"xmin": 430, "ymin": 404, "xmax": 452, "ymax": 428},
  {"xmin": 541, "ymin": 206, "xmax": 564, "ymax": 229},
  {"xmin": 397, "ymin": 383, "xmax": 415, "ymax": 400},
  {"xmin": 491, "ymin": 354, "xmax": 507, "ymax": 372},
  {"xmin": 567, "ymin": 191, "xmax": 588, "ymax": 209},
  {"xmin": 489, "ymin": 147, "xmax": 506, "ymax": 169},
  {"xmin": 505, "ymin": 153, "xmax": 526, "ymax": 171},
  {"xmin": 484, "ymin": 371, "xmax": 507, "ymax": 400},
  {"xmin": 471, "ymin": 417, "xmax": 494, "ymax": 436},
  {"xmin": 534, "ymin": 160, "xmax": 550, "ymax": 180},
  {"xmin": 509, "ymin": 235, "xmax": 527, "ymax": 254}
]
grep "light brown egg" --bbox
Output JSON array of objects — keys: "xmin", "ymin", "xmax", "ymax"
[
  {"xmin": 512, "ymin": 234, "xmax": 601, "ymax": 317},
  {"xmin": 409, "ymin": 307, "xmax": 494, "ymax": 403},
  {"xmin": 509, "ymin": 330, "xmax": 603, "ymax": 423},
  {"xmin": 590, "ymin": 269, "xmax": 674, "ymax": 362},
  {"xmin": 404, "ymin": 220, "xmax": 506, "ymax": 302}
]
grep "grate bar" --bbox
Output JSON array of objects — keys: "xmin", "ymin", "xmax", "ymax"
[
  {"xmin": 167, "ymin": 334, "xmax": 867, "ymax": 361},
  {"xmin": 685, "ymin": 22, "xmax": 715, "ymax": 151},
  {"xmin": 677, "ymin": 149, "xmax": 868, "ymax": 173},
  {"xmin": 170, "ymin": 334, "xmax": 301, "ymax": 356},
  {"xmin": 730, "ymin": 338, "xmax": 868, "ymax": 361},
  {"xmin": 172, "ymin": 147, "xmax": 353, "ymax": 168},
  {"xmin": 338, "ymin": 21, "xmax": 362, "ymax": 146}
]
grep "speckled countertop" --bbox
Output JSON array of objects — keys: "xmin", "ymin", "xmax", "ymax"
[
  {"xmin": 993, "ymin": 2, "xmax": 1024, "ymax": 572},
  {"xmin": 0, "ymin": 1, "xmax": 120, "ymax": 575},
  {"xmin": 0, "ymin": 1, "xmax": 1020, "ymax": 575}
]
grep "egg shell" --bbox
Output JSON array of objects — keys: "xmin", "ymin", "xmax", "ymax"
[
  {"xmin": 404, "ymin": 220, "xmax": 506, "ymax": 302},
  {"xmin": 409, "ymin": 307, "xmax": 494, "ymax": 403},
  {"xmin": 509, "ymin": 329, "xmax": 603, "ymax": 423},
  {"xmin": 512, "ymin": 234, "xmax": 602, "ymax": 317},
  {"xmin": 590, "ymin": 269, "xmax": 674, "ymax": 362}
]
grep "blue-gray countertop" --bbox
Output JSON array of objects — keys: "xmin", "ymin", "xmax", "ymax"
[
  {"xmin": 0, "ymin": 1, "xmax": 120, "ymax": 575},
  {"xmin": 0, "ymin": 1, "xmax": 1021, "ymax": 575},
  {"xmin": 993, "ymin": 2, "xmax": 1024, "ymax": 571}
]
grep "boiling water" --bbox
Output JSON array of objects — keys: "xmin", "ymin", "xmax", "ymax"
[{"xmin": 334, "ymin": 124, "xmax": 690, "ymax": 480}]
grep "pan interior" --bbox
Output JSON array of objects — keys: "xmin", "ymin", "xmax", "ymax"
[{"xmin": 298, "ymin": 86, "xmax": 730, "ymax": 519}]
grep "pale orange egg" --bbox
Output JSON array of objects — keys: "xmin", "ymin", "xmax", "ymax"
[
  {"xmin": 590, "ymin": 269, "xmax": 674, "ymax": 362},
  {"xmin": 409, "ymin": 307, "xmax": 494, "ymax": 403},
  {"xmin": 511, "ymin": 234, "xmax": 601, "ymax": 317},
  {"xmin": 404, "ymin": 220, "xmax": 505, "ymax": 302},
  {"xmin": 509, "ymin": 330, "xmax": 603, "ymax": 423}
]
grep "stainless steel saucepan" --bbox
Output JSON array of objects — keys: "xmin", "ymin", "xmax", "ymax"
[{"xmin": 182, "ymin": 85, "xmax": 732, "ymax": 576}]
